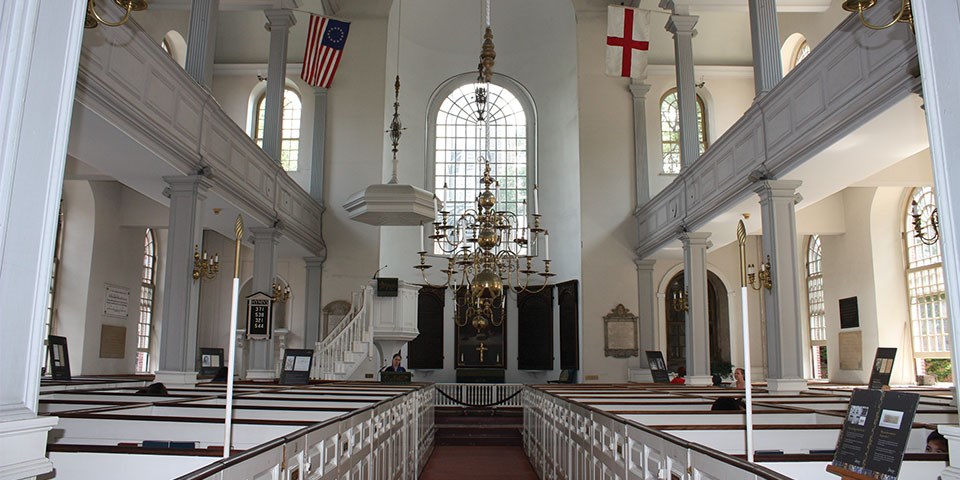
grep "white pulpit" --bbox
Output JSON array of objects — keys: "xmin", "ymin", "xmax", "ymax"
[{"xmin": 371, "ymin": 281, "xmax": 421, "ymax": 367}]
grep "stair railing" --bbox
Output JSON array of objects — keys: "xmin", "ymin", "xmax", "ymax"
[{"xmin": 313, "ymin": 285, "xmax": 373, "ymax": 379}]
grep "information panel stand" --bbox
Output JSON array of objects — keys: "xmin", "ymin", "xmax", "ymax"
[{"xmin": 827, "ymin": 389, "xmax": 919, "ymax": 480}]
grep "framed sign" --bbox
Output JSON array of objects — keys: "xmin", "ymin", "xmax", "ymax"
[
  {"xmin": 199, "ymin": 347, "xmax": 224, "ymax": 377},
  {"xmin": 246, "ymin": 292, "xmax": 273, "ymax": 340},
  {"xmin": 868, "ymin": 347, "xmax": 897, "ymax": 390},
  {"xmin": 279, "ymin": 348, "xmax": 314, "ymax": 385},
  {"xmin": 645, "ymin": 351, "xmax": 670, "ymax": 383},
  {"xmin": 828, "ymin": 389, "xmax": 919, "ymax": 480},
  {"xmin": 47, "ymin": 335, "xmax": 71, "ymax": 380},
  {"xmin": 603, "ymin": 304, "xmax": 638, "ymax": 358},
  {"xmin": 103, "ymin": 284, "xmax": 130, "ymax": 318}
]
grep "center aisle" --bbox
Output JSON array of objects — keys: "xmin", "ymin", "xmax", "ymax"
[{"xmin": 420, "ymin": 446, "xmax": 539, "ymax": 480}]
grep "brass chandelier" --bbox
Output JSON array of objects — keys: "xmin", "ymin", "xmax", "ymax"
[
  {"xmin": 841, "ymin": 0, "xmax": 913, "ymax": 31},
  {"xmin": 414, "ymin": 19, "xmax": 553, "ymax": 334},
  {"xmin": 85, "ymin": 0, "xmax": 148, "ymax": 29}
]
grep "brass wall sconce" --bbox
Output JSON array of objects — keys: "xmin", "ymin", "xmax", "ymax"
[
  {"xmin": 671, "ymin": 289, "xmax": 689, "ymax": 312},
  {"xmin": 910, "ymin": 199, "xmax": 940, "ymax": 246},
  {"xmin": 272, "ymin": 281, "xmax": 291, "ymax": 303},
  {"xmin": 747, "ymin": 256, "xmax": 773, "ymax": 291},
  {"xmin": 841, "ymin": 0, "xmax": 912, "ymax": 31},
  {"xmin": 85, "ymin": 0, "xmax": 149, "ymax": 29},
  {"xmin": 192, "ymin": 245, "xmax": 220, "ymax": 281}
]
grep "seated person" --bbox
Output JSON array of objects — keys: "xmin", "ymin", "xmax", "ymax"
[
  {"xmin": 670, "ymin": 366, "xmax": 686, "ymax": 384},
  {"xmin": 135, "ymin": 382, "xmax": 168, "ymax": 395},
  {"xmin": 711, "ymin": 397, "xmax": 745, "ymax": 411},
  {"xmin": 733, "ymin": 367, "xmax": 746, "ymax": 389},
  {"xmin": 711, "ymin": 374, "xmax": 723, "ymax": 386},
  {"xmin": 384, "ymin": 353, "xmax": 406, "ymax": 373},
  {"xmin": 927, "ymin": 430, "xmax": 949, "ymax": 453}
]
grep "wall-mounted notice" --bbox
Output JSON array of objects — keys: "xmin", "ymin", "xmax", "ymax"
[
  {"xmin": 103, "ymin": 284, "xmax": 130, "ymax": 318},
  {"xmin": 99, "ymin": 325, "xmax": 126, "ymax": 359},
  {"xmin": 827, "ymin": 389, "xmax": 919, "ymax": 480}
]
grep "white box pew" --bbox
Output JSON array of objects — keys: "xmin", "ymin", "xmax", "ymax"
[
  {"xmin": 86, "ymin": 404, "xmax": 350, "ymax": 423},
  {"xmin": 618, "ymin": 411, "xmax": 843, "ymax": 426},
  {"xmin": 50, "ymin": 416, "xmax": 300, "ymax": 449},
  {"xmin": 48, "ymin": 451, "xmax": 217, "ymax": 480},
  {"xmin": 187, "ymin": 397, "xmax": 379, "ymax": 409},
  {"xmin": 759, "ymin": 457, "xmax": 947, "ymax": 479}
]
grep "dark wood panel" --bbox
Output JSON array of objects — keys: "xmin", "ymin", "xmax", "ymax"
[
  {"xmin": 409, "ymin": 286, "xmax": 445, "ymax": 369},
  {"xmin": 557, "ymin": 280, "xmax": 579, "ymax": 370},
  {"xmin": 455, "ymin": 287, "xmax": 506, "ymax": 368},
  {"xmin": 517, "ymin": 287, "xmax": 554, "ymax": 370}
]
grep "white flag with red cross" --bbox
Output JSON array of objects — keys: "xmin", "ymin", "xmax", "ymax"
[{"xmin": 605, "ymin": 6, "xmax": 650, "ymax": 78}]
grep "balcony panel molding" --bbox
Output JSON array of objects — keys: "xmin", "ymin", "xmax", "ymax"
[
  {"xmin": 75, "ymin": 17, "xmax": 323, "ymax": 255},
  {"xmin": 635, "ymin": 10, "xmax": 919, "ymax": 259}
]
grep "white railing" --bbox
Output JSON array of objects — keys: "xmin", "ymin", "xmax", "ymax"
[
  {"xmin": 313, "ymin": 285, "xmax": 374, "ymax": 380},
  {"xmin": 524, "ymin": 387, "xmax": 793, "ymax": 480},
  {"xmin": 178, "ymin": 385, "xmax": 434, "ymax": 480},
  {"xmin": 434, "ymin": 383, "xmax": 524, "ymax": 409}
]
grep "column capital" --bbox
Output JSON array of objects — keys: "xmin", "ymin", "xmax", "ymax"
[
  {"xmin": 629, "ymin": 82, "xmax": 651, "ymax": 99},
  {"xmin": 634, "ymin": 258, "xmax": 656, "ymax": 270},
  {"xmin": 313, "ymin": 86, "xmax": 329, "ymax": 96},
  {"xmin": 264, "ymin": 8, "xmax": 296, "ymax": 30},
  {"xmin": 304, "ymin": 255, "xmax": 326, "ymax": 267},
  {"xmin": 754, "ymin": 179, "xmax": 803, "ymax": 200},
  {"xmin": 665, "ymin": 14, "xmax": 698, "ymax": 35},
  {"xmin": 679, "ymin": 231, "xmax": 711, "ymax": 246},
  {"xmin": 249, "ymin": 226, "xmax": 283, "ymax": 244},
  {"xmin": 163, "ymin": 174, "xmax": 214, "ymax": 198}
]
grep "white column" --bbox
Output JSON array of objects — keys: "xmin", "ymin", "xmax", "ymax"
[
  {"xmin": 184, "ymin": 0, "xmax": 220, "ymax": 89},
  {"xmin": 629, "ymin": 81, "xmax": 652, "ymax": 204},
  {"xmin": 261, "ymin": 9, "xmax": 297, "ymax": 163},
  {"xmin": 681, "ymin": 231, "xmax": 711, "ymax": 385},
  {"xmin": 755, "ymin": 179, "xmax": 806, "ymax": 392},
  {"xmin": 912, "ymin": 3, "xmax": 960, "ymax": 478},
  {"xmin": 310, "ymin": 87, "xmax": 328, "ymax": 203},
  {"xmin": 629, "ymin": 258, "xmax": 657, "ymax": 382},
  {"xmin": 303, "ymin": 255, "xmax": 326, "ymax": 346},
  {"xmin": 246, "ymin": 226, "xmax": 282, "ymax": 379},
  {"xmin": 748, "ymin": 0, "xmax": 782, "ymax": 97},
  {"xmin": 0, "ymin": 1, "xmax": 85, "ymax": 477},
  {"xmin": 661, "ymin": 7, "xmax": 700, "ymax": 169},
  {"xmin": 156, "ymin": 175, "xmax": 212, "ymax": 385}
]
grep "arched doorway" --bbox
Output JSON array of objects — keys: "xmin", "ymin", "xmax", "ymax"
[{"xmin": 664, "ymin": 271, "xmax": 731, "ymax": 372}]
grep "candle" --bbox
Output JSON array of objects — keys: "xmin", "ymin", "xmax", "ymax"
[
  {"xmin": 494, "ymin": 181, "xmax": 499, "ymax": 203},
  {"xmin": 533, "ymin": 184, "xmax": 540, "ymax": 215},
  {"xmin": 434, "ymin": 195, "xmax": 439, "ymax": 219},
  {"xmin": 419, "ymin": 222, "xmax": 425, "ymax": 251},
  {"xmin": 544, "ymin": 232, "xmax": 550, "ymax": 260}
]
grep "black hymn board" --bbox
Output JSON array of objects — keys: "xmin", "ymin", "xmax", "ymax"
[{"xmin": 517, "ymin": 286, "xmax": 554, "ymax": 370}]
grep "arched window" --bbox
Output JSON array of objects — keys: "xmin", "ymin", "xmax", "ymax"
[
  {"xmin": 904, "ymin": 187, "xmax": 950, "ymax": 379},
  {"xmin": 430, "ymin": 77, "xmax": 533, "ymax": 254},
  {"xmin": 793, "ymin": 40, "xmax": 812, "ymax": 68},
  {"xmin": 137, "ymin": 229, "xmax": 157, "ymax": 373},
  {"xmin": 253, "ymin": 88, "xmax": 302, "ymax": 171},
  {"xmin": 806, "ymin": 234, "xmax": 827, "ymax": 379},
  {"xmin": 660, "ymin": 89, "xmax": 707, "ymax": 174}
]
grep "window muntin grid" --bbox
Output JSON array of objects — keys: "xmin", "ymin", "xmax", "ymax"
[
  {"xmin": 434, "ymin": 82, "xmax": 528, "ymax": 255},
  {"xmin": 137, "ymin": 229, "xmax": 156, "ymax": 373},
  {"xmin": 660, "ymin": 89, "xmax": 707, "ymax": 174},
  {"xmin": 254, "ymin": 88, "xmax": 302, "ymax": 172},
  {"xmin": 793, "ymin": 40, "xmax": 812, "ymax": 67},
  {"xmin": 807, "ymin": 235, "xmax": 826, "ymax": 344},
  {"xmin": 905, "ymin": 187, "xmax": 950, "ymax": 356}
]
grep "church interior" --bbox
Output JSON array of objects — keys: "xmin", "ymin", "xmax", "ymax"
[{"xmin": 4, "ymin": 0, "xmax": 960, "ymax": 479}]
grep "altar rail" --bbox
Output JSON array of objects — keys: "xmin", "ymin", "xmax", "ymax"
[
  {"xmin": 175, "ymin": 385, "xmax": 434, "ymax": 480},
  {"xmin": 434, "ymin": 383, "xmax": 524, "ymax": 409},
  {"xmin": 523, "ymin": 386, "xmax": 793, "ymax": 480}
]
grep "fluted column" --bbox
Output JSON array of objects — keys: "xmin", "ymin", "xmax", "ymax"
[
  {"xmin": 630, "ymin": 81, "xmax": 652, "ymax": 204},
  {"xmin": 913, "ymin": 3, "xmax": 960, "ymax": 473},
  {"xmin": 184, "ymin": 0, "xmax": 220, "ymax": 89},
  {"xmin": 632, "ymin": 259, "xmax": 657, "ymax": 381},
  {"xmin": 156, "ymin": 175, "xmax": 213, "ymax": 384},
  {"xmin": 681, "ymin": 231, "xmax": 711, "ymax": 385},
  {"xmin": 261, "ymin": 9, "xmax": 297, "ymax": 163},
  {"xmin": 0, "ymin": 1, "xmax": 85, "ymax": 476},
  {"xmin": 303, "ymin": 255, "xmax": 325, "ymax": 346},
  {"xmin": 310, "ymin": 87, "xmax": 328, "ymax": 203},
  {"xmin": 662, "ymin": 10, "xmax": 700, "ymax": 169},
  {"xmin": 245, "ymin": 226, "xmax": 282, "ymax": 379},
  {"xmin": 756, "ymin": 180, "xmax": 806, "ymax": 392},
  {"xmin": 748, "ymin": 0, "xmax": 782, "ymax": 97}
]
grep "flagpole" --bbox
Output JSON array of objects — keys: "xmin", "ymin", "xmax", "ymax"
[
  {"xmin": 738, "ymin": 220, "xmax": 754, "ymax": 463},
  {"xmin": 223, "ymin": 214, "xmax": 243, "ymax": 458}
]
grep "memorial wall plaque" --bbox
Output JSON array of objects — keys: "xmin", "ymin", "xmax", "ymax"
[
  {"xmin": 99, "ymin": 325, "xmax": 126, "ymax": 359},
  {"xmin": 839, "ymin": 331, "xmax": 862, "ymax": 370},
  {"xmin": 603, "ymin": 304, "xmax": 638, "ymax": 358},
  {"xmin": 103, "ymin": 284, "xmax": 130, "ymax": 318}
]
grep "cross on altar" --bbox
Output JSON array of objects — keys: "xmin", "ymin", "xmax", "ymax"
[
  {"xmin": 476, "ymin": 343, "xmax": 488, "ymax": 363},
  {"xmin": 607, "ymin": 8, "xmax": 649, "ymax": 77}
]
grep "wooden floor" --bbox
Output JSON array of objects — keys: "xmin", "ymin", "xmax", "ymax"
[{"xmin": 420, "ymin": 446, "xmax": 538, "ymax": 480}]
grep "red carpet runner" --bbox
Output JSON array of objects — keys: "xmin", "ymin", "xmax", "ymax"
[{"xmin": 420, "ymin": 446, "xmax": 538, "ymax": 480}]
